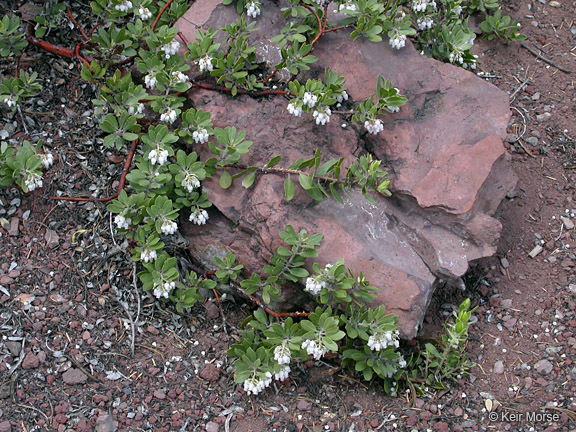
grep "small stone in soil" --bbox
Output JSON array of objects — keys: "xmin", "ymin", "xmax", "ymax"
[
  {"xmin": 62, "ymin": 368, "xmax": 88, "ymax": 385},
  {"xmin": 535, "ymin": 359, "xmax": 554, "ymax": 375},
  {"xmin": 493, "ymin": 360, "xmax": 505, "ymax": 374}
]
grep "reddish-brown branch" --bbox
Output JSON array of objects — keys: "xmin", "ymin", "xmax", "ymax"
[
  {"xmin": 26, "ymin": 35, "xmax": 76, "ymax": 59},
  {"xmin": 74, "ymin": 42, "xmax": 90, "ymax": 67},
  {"xmin": 187, "ymin": 263, "xmax": 310, "ymax": 320},
  {"xmin": 263, "ymin": 69, "xmax": 278, "ymax": 85},
  {"xmin": 67, "ymin": 7, "xmax": 89, "ymax": 41},
  {"xmin": 190, "ymin": 82, "xmax": 289, "ymax": 97},
  {"xmin": 302, "ymin": 4, "xmax": 324, "ymax": 46},
  {"xmin": 152, "ymin": 0, "xmax": 175, "ymax": 31},
  {"xmin": 49, "ymin": 138, "xmax": 139, "ymax": 203},
  {"xmin": 177, "ymin": 31, "xmax": 189, "ymax": 45}
]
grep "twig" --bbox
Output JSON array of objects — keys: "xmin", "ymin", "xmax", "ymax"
[
  {"xmin": 66, "ymin": 7, "xmax": 89, "ymax": 41},
  {"xmin": 509, "ymin": 77, "xmax": 530, "ymax": 102},
  {"xmin": 510, "ymin": 106, "xmax": 527, "ymax": 142},
  {"xmin": 17, "ymin": 404, "xmax": 49, "ymax": 421},
  {"xmin": 63, "ymin": 353, "xmax": 101, "ymax": 382},
  {"xmin": 211, "ymin": 289, "xmax": 229, "ymax": 338},
  {"xmin": 8, "ymin": 337, "xmax": 26, "ymax": 376},
  {"xmin": 118, "ymin": 298, "xmax": 136, "ymax": 357},
  {"xmin": 152, "ymin": 0, "xmax": 175, "ymax": 31},
  {"xmin": 48, "ymin": 138, "xmax": 139, "ymax": 202},
  {"xmin": 190, "ymin": 82, "xmax": 288, "ymax": 97},
  {"xmin": 16, "ymin": 105, "xmax": 29, "ymax": 135},
  {"xmin": 520, "ymin": 43, "xmax": 572, "ymax": 74}
]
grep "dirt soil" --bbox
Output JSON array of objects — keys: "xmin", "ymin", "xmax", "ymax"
[{"xmin": 1, "ymin": 1, "xmax": 576, "ymax": 431}]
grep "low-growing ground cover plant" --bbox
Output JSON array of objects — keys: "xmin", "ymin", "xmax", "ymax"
[{"xmin": 0, "ymin": 0, "xmax": 520, "ymax": 395}]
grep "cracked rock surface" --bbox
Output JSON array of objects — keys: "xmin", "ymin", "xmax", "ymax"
[{"xmin": 176, "ymin": 1, "xmax": 516, "ymax": 337}]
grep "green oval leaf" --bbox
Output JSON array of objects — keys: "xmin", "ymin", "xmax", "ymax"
[{"xmin": 219, "ymin": 171, "xmax": 232, "ymax": 189}]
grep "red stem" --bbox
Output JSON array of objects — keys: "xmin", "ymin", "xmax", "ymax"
[
  {"xmin": 152, "ymin": 0, "xmax": 175, "ymax": 31},
  {"xmin": 67, "ymin": 7, "xmax": 89, "ymax": 41},
  {"xmin": 190, "ymin": 82, "xmax": 289, "ymax": 97},
  {"xmin": 49, "ymin": 138, "xmax": 139, "ymax": 203}
]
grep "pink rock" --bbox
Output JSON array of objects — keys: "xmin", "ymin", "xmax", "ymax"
[
  {"xmin": 62, "ymin": 368, "xmax": 87, "ymax": 385},
  {"xmin": 21, "ymin": 352, "xmax": 39, "ymax": 370},
  {"xmin": 176, "ymin": 1, "xmax": 515, "ymax": 338}
]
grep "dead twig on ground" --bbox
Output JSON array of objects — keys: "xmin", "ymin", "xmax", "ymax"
[{"xmin": 520, "ymin": 43, "xmax": 572, "ymax": 74}]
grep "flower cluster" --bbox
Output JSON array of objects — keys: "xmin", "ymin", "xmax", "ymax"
[
  {"xmin": 364, "ymin": 119, "xmax": 384, "ymax": 135},
  {"xmin": 273, "ymin": 343, "xmax": 291, "ymax": 365},
  {"xmin": 24, "ymin": 171, "xmax": 43, "ymax": 191},
  {"xmin": 304, "ymin": 263, "xmax": 333, "ymax": 296},
  {"xmin": 170, "ymin": 71, "xmax": 189, "ymax": 85},
  {"xmin": 243, "ymin": 373, "xmax": 272, "ymax": 395},
  {"xmin": 114, "ymin": 214, "xmax": 131, "ymax": 230},
  {"xmin": 3, "ymin": 96, "xmax": 16, "ymax": 108},
  {"xmin": 274, "ymin": 365, "xmax": 290, "ymax": 381},
  {"xmin": 302, "ymin": 92, "xmax": 317, "ymax": 108},
  {"xmin": 148, "ymin": 147, "xmax": 169, "ymax": 165},
  {"xmin": 114, "ymin": 0, "xmax": 132, "ymax": 13},
  {"xmin": 141, "ymin": 248, "xmax": 157, "ymax": 263},
  {"xmin": 449, "ymin": 51, "xmax": 464, "ymax": 65},
  {"xmin": 192, "ymin": 128, "xmax": 209, "ymax": 144},
  {"xmin": 189, "ymin": 208, "xmax": 209, "ymax": 225},
  {"xmin": 198, "ymin": 55, "xmax": 214, "ymax": 73},
  {"xmin": 161, "ymin": 40, "xmax": 180, "ymax": 59},
  {"xmin": 245, "ymin": 1, "xmax": 261, "ymax": 18},
  {"xmin": 160, "ymin": 219, "xmax": 178, "ymax": 235},
  {"xmin": 39, "ymin": 153, "xmax": 54, "ymax": 169},
  {"xmin": 128, "ymin": 103, "xmax": 145, "ymax": 115},
  {"xmin": 301, "ymin": 339, "xmax": 328, "ymax": 360},
  {"xmin": 312, "ymin": 107, "xmax": 331, "ymax": 125},
  {"xmin": 287, "ymin": 101, "xmax": 302, "ymax": 117},
  {"xmin": 367, "ymin": 329, "xmax": 400, "ymax": 351},
  {"xmin": 417, "ymin": 16, "xmax": 434, "ymax": 30},
  {"xmin": 412, "ymin": 0, "xmax": 436, "ymax": 12},
  {"xmin": 144, "ymin": 72, "xmax": 157, "ymax": 89},
  {"xmin": 389, "ymin": 33, "xmax": 406, "ymax": 50},
  {"xmin": 339, "ymin": 1, "xmax": 357, "ymax": 12},
  {"xmin": 160, "ymin": 107, "xmax": 177, "ymax": 124},
  {"xmin": 305, "ymin": 276, "xmax": 326, "ymax": 296},
  {"xmin": 153, "ymin": 280, "xmax": 175, "ymax": 299},
  {"xmin": 181, "ymin": 172, "xmax": 200, "ymax": 192},
  {"xmin": 137, "ymin": 6, "xmax": 152, "ymax": 20}
]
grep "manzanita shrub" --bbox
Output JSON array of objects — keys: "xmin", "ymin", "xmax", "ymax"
[{"xmin": 0, "ymin": 0, "xmax": 514, "ymax": 395}]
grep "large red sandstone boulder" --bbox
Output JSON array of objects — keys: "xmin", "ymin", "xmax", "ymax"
[{"xmin": 176, "ymin": 1, "xmax": 516, "ymax": 338}]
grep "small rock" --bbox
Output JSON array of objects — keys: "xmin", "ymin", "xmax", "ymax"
[
  {"xmin": 205, "ymin": 421, "xmax": 219, "ymax": 432},
  {"xmin": 4, "ymin": 341, "xmax": 21, "ymax": 357},
  {"xmin": 525, "ymin": 137, "xmax": 538, "ymax": 146},
  {"xmin": 21, "ymin": 352, "xmax": 40, "ymax": 370},
  {"xmin": 549, "ymin": 0, "xmax": 561, "ymax": 6},
  {"xmin": 536, "ymin": 112, "xmax": 552, "ymax": 123},
  {"xmin": 296, "ymin": 400, "xmax": 312, "ymax": 411},
  {"xmin": 62, "ymin": 368, "xmax": 88, "ymax": 385},
  {"xmin": 493, "ymin": 360, "xmax": 505, "ymax": 374},
  {"xmin": 454, "ymin": 407, "xmax": 464, "ymax": 416},
  {"xmin": 0, "ymin": 421, "xmax": 11, "ymax": 432},
  {"xmin": 501, "ymin": 299, "xmax": 513, "ymax": 309},
  {"xmin": 529, "ymin": 245, "xmax": 543, "ymax": 258},
  {"xmin": 535, "ymin": 359, "xmax": 554, "ymax": 375},
  {"xmin": 44, "ymin": 229, "xmax": 60, "ymax": 249},
  {"xmin": 531, "ymin": 92, "xmax": 541, "ymax": 101},
  {"xmin": 203, "ymin": 302, "xmax": 220, "ymax": 321},
  {"xmin": 561, "ymin": 216, "xmax": 574, "ymax": 230},
  {"xmin": 8, "ymin": 218, "xmax": 18, "ymax": 236},
  {"xmin": 153, "ymin": 390, "xmax": 166, "ymax": 400},
  {"xmin": 199, "ymin": 363, "xmax": 220, "ymax": 382},
  {"xmin": 95, "ymin": 414, "xmax": 118, "ymax": 432}
]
